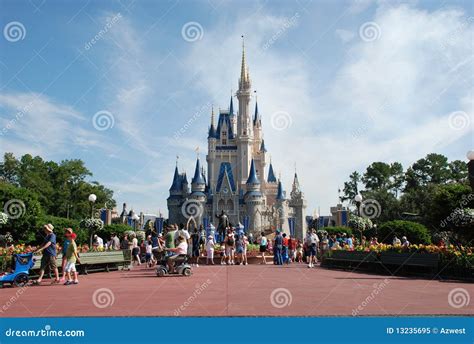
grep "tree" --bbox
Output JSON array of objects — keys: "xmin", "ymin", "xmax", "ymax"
[
  {"xmin": 448, "ymin": 160, "xmax": 468, "ymax": 183},
  {"xmin": 378, "ymin": 220, "xmax": 431, "ymax": 244},
  {"xmin": 389, "ymin": 162, "xmax": 404, "ymax": 197},
  {"xmin": 404, "ymin": 153, "xmax": 450, "ymax": 191},
  {"xmin": 0, "ymin": 153, "xmax": 19, "ymax": 185},
  {"xmin": 362, "ymin": 162, "xmax": 392, "ymax": 191},
  {"xmin": 340, "ymin": 171, "xmax": 361, "ymax": 203},
  {"xmin": 0, "ymin": 181, "xmax": 43, "ymax": 242}
]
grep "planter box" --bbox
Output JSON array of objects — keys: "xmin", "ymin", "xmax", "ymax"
[
  {"xmin": 380, "ymin": 252, "xmax": 439, "ymax": 268},
  {"xmin": 328, "ymin": 250, "xmax": 377, "ymax": 263}
]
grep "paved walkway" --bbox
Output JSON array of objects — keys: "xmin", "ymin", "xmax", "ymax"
[{"xmin": 0, "ymin": 264, "xmax": 472, "ymax": 317}]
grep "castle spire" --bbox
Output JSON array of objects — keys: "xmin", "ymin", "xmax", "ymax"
[
  {"xmin": 239, "ymin": 35, "xmax": 250, "ymax": 90},
  {"xmin": 192, "ymin": 157, "xmax": 206, "ymax": 185},
  {"xmin": 253, "ymin": 100, "xmax": 259, "ymax": 125},
  {"xmin": 246, "ymin": 159, "xmax": 260, "ymax": 184},
  {"xmin": 211, "ymin": 105, "xmax": 215, "ymax": 127},
  {"xmin": 267, "ymin": 162, "xmax": 276, "ymax": 183},
  {"xmin": 276, "ymin": 179, "xmax": 285, "ymax": 200},
  {"xmin": 229, "ymin": 95, "xmax": 234, "ymax": 115}
]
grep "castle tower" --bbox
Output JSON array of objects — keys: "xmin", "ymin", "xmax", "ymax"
[
  {"xmin": 207, "ymin": 107, "xmax": 217, "ymax": 186},
  {"xmin": 275, "ymin": 179, "xmax": 289, "ymax": 234},
  {"xmin": 289, "ymin": 172, "xmax": 307, "ymax": 240},
  {"xmin": 244, "ymin": 159, "xmax": 263, "ymax": 235},
  {"xmin": 236, "ymin": 38, "xmax": 253, "ymax": 186},
  {"xmin": 189, "ymin": 157, "xmax": 207, "ymax": 225}
]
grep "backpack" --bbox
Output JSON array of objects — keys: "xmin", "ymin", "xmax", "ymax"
[{"xmin": 227, "ymin": 236, "xmax": 235, "ymax": 246}]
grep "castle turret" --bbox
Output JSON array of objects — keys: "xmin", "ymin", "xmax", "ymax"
[
  {"xmin": 244, "ymin": 159, "xmax": 263, "ymax": 235},
  {"xmin": 275, "ymin": 179, "xmax": 289, "ymax": 234},
  {"xmin": 289, "ymin": 172, "xmax": 307, "ymax": 240}
]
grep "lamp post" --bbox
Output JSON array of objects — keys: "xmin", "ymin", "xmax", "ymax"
[
  {"xmin": 354, "ymin": 194, "xmax": 363, "ymax": 244},
  {"xmin": 88, "ymin": 193, "xmax": 97, "ymax": 218},
  {"xmin": 354, "ymin": 194, "xmax": 363, "ymax": 216},
  {"xmin": 467, "ymin": 150, "xmax": 474, "ymax": 191}
]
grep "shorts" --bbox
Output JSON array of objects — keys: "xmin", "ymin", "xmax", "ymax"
[
  {"xmin": 145, "ymin": 253, "xmax": 152, "ymax": 261},
  {"xmin": 192, "ymin": 246, "xmax": 200, "ymax": 257},
  {"xmin": 40, "ymin": 255, "xmax": 57, "ymax": 271},
  {"xmin": 65, "ymin": 261, "xmax": 76, "ymax": 272},
  {"xmin": 132, "ymin": 247, "xmax": 140, "ymax": 256},
  {"xmin": 225, "ymin": 247, "xmax": 234, "ymax": 256},
  {"xmin": 259, "ymin": 245, "xmax": 267, "ymax": 253},
  {"xmin": 236, "ymin": 246, "xmax": 243, "ymax": 254},
  {"xmin": 309, "ymin": 245, "xmax": 317, "ymax": 256}
]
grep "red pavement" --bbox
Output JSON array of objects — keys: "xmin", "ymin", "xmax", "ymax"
[{"xmin": 0, "ymin": 264, "xmax": 472, "ymax": 317}]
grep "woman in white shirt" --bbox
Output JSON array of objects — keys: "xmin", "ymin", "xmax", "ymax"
[{"xmin": 166, "ymin": 235, "xmax": 188, "ymax": 272}]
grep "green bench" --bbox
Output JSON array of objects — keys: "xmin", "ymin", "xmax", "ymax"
[{"xmin": 32, "ymin": 250, "xmax": 131, "ymax": 275}]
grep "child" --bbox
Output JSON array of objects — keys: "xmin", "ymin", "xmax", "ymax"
[
  {"xmin": 206, "ymin": 235, "xmax": 215, "ymax": 265},
  {"xmin": 64, "ymin": 233, "xmax": 80, "ymax": 285},
  {"xmin": 295, "ymin": 242, "xmax": 303, "ymax": 263},
  {"xmin": 219, "ymin": 242, "xmax": 226, "ymax": 265},
  {"xmin": 241, "ymin": 233, "xmax": 249, "ymax": 265},
  {"xmin": 145, "ymin": 236, "xmax": 153, "ymax": 267}
]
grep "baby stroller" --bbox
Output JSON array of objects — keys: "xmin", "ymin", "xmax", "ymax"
[
  {"xmin": 156, "ymin": 254, "xmax": 192, "ymax": 277},
  {"xmin": 0, "ymin": 253, "xmax": 35, "ymax": 287}
]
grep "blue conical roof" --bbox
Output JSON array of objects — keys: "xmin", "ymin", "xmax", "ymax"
[
  {"xmin": 246, "ymin": 159, "xmax": 260, "ymax": 184},
  {"xmin": 267, "ymin": 163, "xmax": 277, "ymax": 182},
  {"xmin": 276, "ymin": 180, "xmax": 285, "ymax": 200},
  {"xmin": 208, "ymin": 124, "xmax": 216, "ymax": 138},
  {"xmin": 229, "ymin": 96, "xmax": 234, "ymax": 115},
  {"xmin": 170, "ymin": 166, "xmax": 181, "ymax": 191},
  {"xmin": 260, "ymin": 139, "xmax": 267, "ymax": 152},
  {"xmin": 253, "ymin": 101, "xmax": 260, "ymax": 125},
  {"xmin": 192, "ymin": 158, "xmax": 206, "ymax": 184}
]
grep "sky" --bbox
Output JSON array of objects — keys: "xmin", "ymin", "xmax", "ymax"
[{"xmin": 0, "ymin": 0, "xmax": 473, "ymax": 217}]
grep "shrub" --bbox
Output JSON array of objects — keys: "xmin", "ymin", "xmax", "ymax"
[
  {"xmin": 323, "ymin": 226, "xmax": 353, "ymax": 236},
  {"xmin": 96, "ymin": 224, "xmax": 132, "ymax": 240},
  {"xmin": 378, "ymin": 220, "xmax": 431, "ymax": 244}
]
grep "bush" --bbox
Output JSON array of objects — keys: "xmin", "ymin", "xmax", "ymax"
[
  {"xmin": 378, "ymin": 220, "xmax": 431, "ymax": 244},
  {"xmin": 323, "ymin": 226, "xmax": 353, "ymax": 236}
]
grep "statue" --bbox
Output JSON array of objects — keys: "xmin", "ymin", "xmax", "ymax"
[{"xmin": 215, "ymin": 210, "xmax": 230, "ymax": 241}]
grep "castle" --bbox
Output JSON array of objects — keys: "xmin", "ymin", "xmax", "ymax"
[{"xmin": 167, "ymin": 43, "xmax": 307, "ymax": 239}]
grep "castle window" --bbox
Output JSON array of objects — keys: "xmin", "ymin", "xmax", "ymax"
[{"xmin": 222, "ymin": 139, "xmax": 227, "ymax": 145}]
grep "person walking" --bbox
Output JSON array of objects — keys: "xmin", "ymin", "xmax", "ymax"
[
  {"xmin": 131, "ymin": 234, "xmax": 141, "ymax": 266},
  {"xmin": 191, "ymin": 228, "xmax": 201, "ymax": 267},
  {"xmin": 282, "ymin": 233, "xmax": 289, "ymax": 264},
  {"xmin": 305, "ymin": 229, "xmax": 320, "ymax": 268},
  {"xmin": 60, "ymin": 228, "xmax": 72, "ymax": 282},
  {"xmin": 33, "ymin": 224, "xmax": 60, "ymax": 285},
  {"xmin": 224, "ymin": 230, "xmax": 235, "ymax": 265},
  {"xmin": 274, "ymin": 230, "xmax": 283, "ymax": 265},
  {"xmin": 259, "ymin": 232, "xmax": 268, "ymax": 264},
  {"xmin": 206, "ymin": 235, "xmax": 215, "ymax": 265},
  {"xmin": 64, "ymin": 232, "xmax": 80, "ymax": 285}
]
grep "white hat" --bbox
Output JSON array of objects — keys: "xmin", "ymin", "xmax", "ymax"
[{"xmin": 43, "ymin": 223, "xmax": 54, "ymax": 232}]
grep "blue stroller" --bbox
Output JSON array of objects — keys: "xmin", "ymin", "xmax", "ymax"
[{"xmin": 0, "ymin": 253, "xmax": 35, "ymax": 287}]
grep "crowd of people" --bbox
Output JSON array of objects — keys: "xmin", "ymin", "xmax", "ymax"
[{"xmin": 25, "ymin": 222, "xmax": 413, "ymax": 286}]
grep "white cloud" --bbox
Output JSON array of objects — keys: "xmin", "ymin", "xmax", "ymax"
[{"xmin": 335, "ymin": 29, "xmax": 355, "ymax": 43}]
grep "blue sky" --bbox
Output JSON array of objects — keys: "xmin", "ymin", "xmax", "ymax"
[{"xmin": 0, "ymin": 0, "xmax": 473, "ymax": 217}]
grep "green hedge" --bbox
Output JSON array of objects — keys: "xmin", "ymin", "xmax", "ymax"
[
  {"xmin": 378, "ymin": 220, "xmax": 431, "ymax": 244},
  {"xmin": 322, "ymin": 226, "xmax": 353, "ymax": 236}
]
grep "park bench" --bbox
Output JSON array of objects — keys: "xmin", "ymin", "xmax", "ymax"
[{"xmin": 32, "ymin": 250, "xmax": 131, "ymax": 275}]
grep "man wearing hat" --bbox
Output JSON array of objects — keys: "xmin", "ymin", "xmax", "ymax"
[{"xmin": 33, "ymin": 224, "xmax": 60, "ymax": 285}]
